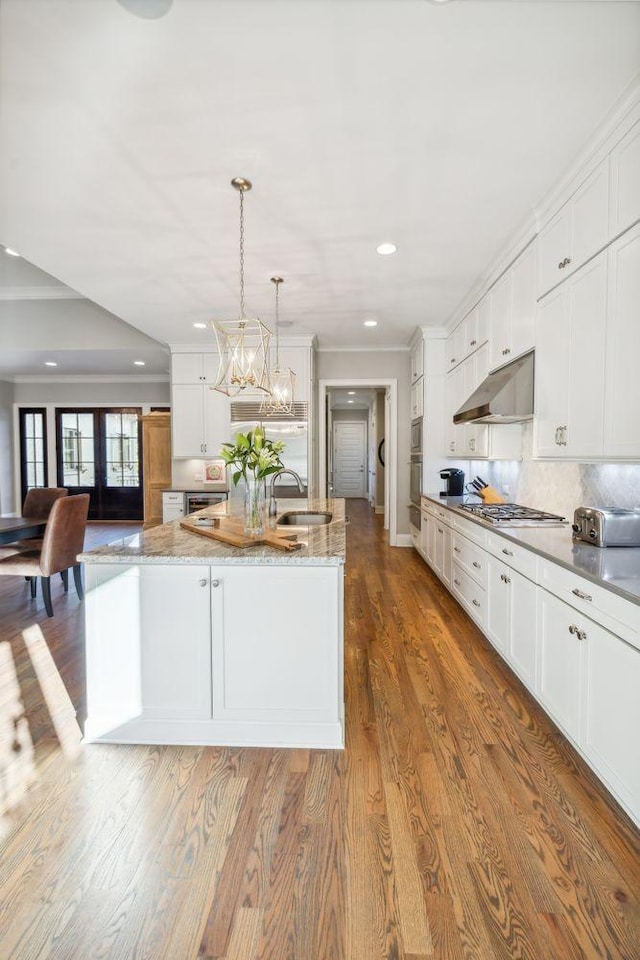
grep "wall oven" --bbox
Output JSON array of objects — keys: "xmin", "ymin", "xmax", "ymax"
[{"xmin": 410, "ymin": 417, "xmax": 423, "ymax": 456}]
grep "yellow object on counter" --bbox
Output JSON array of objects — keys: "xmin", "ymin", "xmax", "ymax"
[{"xmin": 478, "ymin": 485, "xmax": 506, "ymax": 504}]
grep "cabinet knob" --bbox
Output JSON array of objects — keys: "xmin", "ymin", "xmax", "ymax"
[
  {"xmin": 453, "ymin": 546, "xmax": 460, "ymax": 553},
  {"xmin": 453, "ymin": 578, "xmax": 461, "ymax": 587},
  {"xmin": 450, "ymin": 358, "xmax": 456, "ymax": 364},
  {"xmin": 199, "ymin": 578, "xmax": 208, "ymax": 587},
  {"xmin": 569, "ymin": 624, "xmax": 577, "ymax": 635},
  {"xmin": 472, "ymin": 599, "xmax": 481, "ymax": 608},
  {"xmin": 470, "ymin": 339, "xmax": 477, "ymax": 346},
  {"xmin": 211, "ymin": 578, "xmax": 220, "ymax": 588},
  {"xmin": 501, "ymin": 548, "xmax": 513, "ymax": 557},
  {"xmin": 472, "ymin": 561, "xmax": 481, "ymax": 569}
]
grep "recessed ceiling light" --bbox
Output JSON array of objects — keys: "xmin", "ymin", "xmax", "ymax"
[
  {"xmin": 133, "ymin": 360, "xmax": 146, "ymax": 366},
  {"xmin": 193, "ymin": 322, "xmax": 207, "ymax": 329},
  {"xmin": 4, "ymin": 247, "xmax": 20, "ymax": 257},
  {"xmin": 44, "ymin": 361, "xmax": 57, "ymax": 367},
  {"xmin": 348, "ymin": 391, "xmax": 356, "ymax": 395},
  {"xmin": 376, "ymin": 242, "xmax": 397, "ymax": 256},
  {"xmin": 364, "ymin": 320, "xmax": 378, "ymax": 328}
]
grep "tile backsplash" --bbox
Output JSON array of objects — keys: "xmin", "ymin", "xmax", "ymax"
[{"xmin": 484, "ymin": 424, "xmax": 640, "ymax": 519}]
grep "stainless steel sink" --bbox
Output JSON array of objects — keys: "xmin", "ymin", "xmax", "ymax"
[{"xmin": 277, "ymin": 511, "xmax": 333, "ymax": 526}]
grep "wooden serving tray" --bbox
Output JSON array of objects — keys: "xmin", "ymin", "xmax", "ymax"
[{"xmin": 180, "ymin": 516, "xmax": 302, "ymax": 552}]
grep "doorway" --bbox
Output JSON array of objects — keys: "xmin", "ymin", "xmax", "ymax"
[
  {"xmin": 333, "ymin": 421, "xmax": 367, "ymax": 497},
  {"xmin": 319, "ymin": 378, "xmax": 398, "ymax": 546},
  {"xmin": 55, "ymin": 408, "xmax": 143, "ymax": 520}
]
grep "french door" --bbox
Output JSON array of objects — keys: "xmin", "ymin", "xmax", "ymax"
[{"xmin": 55, "ymin": 408, "xmax": 143, "ymax": 520}]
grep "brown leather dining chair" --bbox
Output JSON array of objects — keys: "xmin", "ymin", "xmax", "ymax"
[
  {"xmin": 0, "ymin": 487, "xmax": 69, "ymax": 560},
  {"xmin": 0, "ymin": 494, "xmax": 90, "ymax": 618}
]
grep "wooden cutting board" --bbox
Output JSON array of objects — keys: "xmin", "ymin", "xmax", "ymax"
[{"xmin": 180, "ymin": 516, "xmax": 302, "ymax": 552}]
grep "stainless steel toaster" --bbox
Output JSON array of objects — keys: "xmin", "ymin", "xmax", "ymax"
[{"xmin": 572, "ymin": 507, "xmax": 640, "ymax": 548}]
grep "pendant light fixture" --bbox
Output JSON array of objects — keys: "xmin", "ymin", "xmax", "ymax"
[
  {"xmin": 260, "ymin": 276, "xmax": 296, "ymax": 416},
  {"xmin": 211, "ymin": 178, "xmax": 272, "ymax": 396}
]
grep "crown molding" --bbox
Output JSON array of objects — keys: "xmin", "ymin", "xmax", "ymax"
[
  {"xmin": 0, "ymin": 285, "xmax": 84, "ymax": 301},
  {"xmin": 168, "ymin": 333, "xmax": 317, "ymax": 354},
  {"xmin": 315, "ymin": 344, "xmax": 410, "ymax": 353}
]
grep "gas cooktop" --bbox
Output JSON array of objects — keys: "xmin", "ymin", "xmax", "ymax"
[{"xmin": 458, "ymin": 502, "xmax": 567, "ymax": 526}]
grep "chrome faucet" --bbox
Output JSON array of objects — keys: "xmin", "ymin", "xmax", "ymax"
[{"xmin": 268, "ymin": 469, "xmax": 304, "ymax": 517}]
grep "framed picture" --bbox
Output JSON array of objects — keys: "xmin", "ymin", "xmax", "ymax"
[{"xmin": 203, "ymin": 460, "xmax": 226, "ymax": 484}]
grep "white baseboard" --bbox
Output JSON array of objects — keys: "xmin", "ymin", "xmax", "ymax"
[
  {"xmin": 395, "ymin": 533, "xmax": 413, "ymax": 547},
  {"xmin": 375, "ymin": 506, "xmax": 384, "ymax": 514}
]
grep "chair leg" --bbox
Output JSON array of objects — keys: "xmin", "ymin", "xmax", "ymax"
[
  {"xmin": 61, "ymin": 569, "xmax": 69, "ymax": 593},
  {"xmin": 73, "ymin": 564, "xmax": 84, "ymax": 602},
  {"xmin": 30, "ymin": 577, "xmax": 37, "ymax": 599},
  {"xmin": 41, "ymin": 577, "xmax": 54, "ymax": 618}
]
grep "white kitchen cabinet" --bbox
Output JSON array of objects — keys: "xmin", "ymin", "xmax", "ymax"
[
  {"xmin": 445, "ymin": 363, "xmax": 464, "ymax": 456},
  {"xmin": 172, "ymin": 352, "xmax": 219, "ymax": 385},
  {"xmin": 411, "ymin": 340, "xmax": 424, "ymax": 383},
  {"xmin": 451, "ymin": 562, "xmax": 485, "ymax": 629},
  {"xmin": 486, "ymin": 557, "xmax": 537, "ymax": 685},
  {"xmin": 172, "ymin": 381, "xmax": 231, "ymax": 459},
  {"xmin": 489, "ymin": 242, "xmax": 536, "ymax": 371},
  {"xmin": 434, "ymin": 519, "xmax": 452, "ymax": 588},
  {"xmin": 537, "ymin": 588, "xmax": 583, "ymax": 743},
  {"xmin": 537, "ymin": 157, "xmax": 610, "ymax": 298},
  {"xmin": 162, "ymin": 490, "xmax": 185, "ymax": 523},
  {"xmin": 534, "ymin": 250, "xmax": 607, "ymax": 458},
  {"xmin": 608, "ymin": 120, "xmax": 640, "ymax": 241},
  {"xmin": 604, "ymin": 222, "xmax": 640, "ymax": 458},
  {"xmin": 139, "ymin": 565, "xmax": 212, "ymax": 721},
  {"xmin": 410, "ymin": 378, "xmax": 423, "ymax": 420},
  {"xmin": 209, "ymin": 564, "xmax": 342, "ymax": 724}
]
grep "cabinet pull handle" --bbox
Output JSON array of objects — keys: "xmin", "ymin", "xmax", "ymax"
[
  {"xmin": 563, "ymin": 257, "xmax": 571, "ymax": 267},
  {"xmin": 501, "ymin": 548, "xmax": 513, "ymax": 557},
  {"xmin": 470, "ymin": 339, "xmax": 477, "ymax": 346},
  {"xmin": 558, "ymin": 260, "xmax": 564, "ymax": 270},
  {"xmin": 453, "ymin": 578, "xmax": 461, "ymax": 586},
  {"xmin": 211, "ymin": 578, "xmax": 220, "ymax": 588},
  {"xmin": 504, "ymin": 575, "xmax": 511, "ymax": 584},
  {"xmin": 438, "ymin": 527, "xmax": 443, "ymax": 533},
  {"xmin": 577, "ymin": 629, "xmax": 587, "ymax": 641},
  {"xmin": 472, "ymin": 561, "xmax": 481, "ymax": 569},
  {"xmin": 453, "ymin": 546, "xmax": 461, "ymax": 553},
  {"xmin": 199, "ymin": 578, "xmax": 208, "ymax": 587},
  {"xmin": 472, "ymin": 599, "xmax": 481, "ymax": 608},
  {"xmin": 569, "ymin": 624, "xmax": 577, "ymax": 635},
  {"xmin": 571, "ymin": 588, "xmax": 592, "ymax": 602}
]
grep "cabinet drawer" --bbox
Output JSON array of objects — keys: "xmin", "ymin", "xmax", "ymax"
[
  {"xmin": 486, "ymin": 532, "xmax": 538, "ymax": 581},
  {"xmin": 451, "ymin": 562, "xmax": 486, "ymax": 628},
  {"xmin": 451, "ymin": 532, "xmax": 487, "ymax": 587},
  {"xmin": 451, "ymin": 511, "xmax": 487, "ymax": 547},
  {"xmin": 538, "ymin": 558, "xmax": 640, "ymax": 647}
]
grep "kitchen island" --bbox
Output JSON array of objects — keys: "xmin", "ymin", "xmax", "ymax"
[{"xmin": 79, "ymin": 498, "xmax": 346, "ymax": 749}]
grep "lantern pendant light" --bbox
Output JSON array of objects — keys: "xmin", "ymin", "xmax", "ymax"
[
  {"xmin": 211, "ymin": 178, "xmax": 272, "ymax": 396},
  {"xmin": 260, "ymin": 276, "xmax": 296, "ymax": 416}
]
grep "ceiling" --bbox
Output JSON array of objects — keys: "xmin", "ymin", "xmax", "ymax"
[{"xmin": 1, "ymin": 0, "xmax": 639, "ymax": 373}]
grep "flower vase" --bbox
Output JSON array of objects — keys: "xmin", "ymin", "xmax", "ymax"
[{"xmin": 243, "ymin": 475, "xmax": 266, "ymax": 537}]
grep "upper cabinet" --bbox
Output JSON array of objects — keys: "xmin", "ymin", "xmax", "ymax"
[
  {"xmin": 609, "ymin": 120, "xmax": 640, "ymax": 241},
  {"xmin": 446, "ymin": 296, "xmax": 489, "ymax": 372},
  {"xmin": 410, "ymin": 340, "xmax": 424, "ymax": 384},
  {"xmin": 172, "ymin": 352, "xmax": 220, "ymax": 385},
  {"xmin": 537, "ymin": 158, "xmax": 610, "ymax": 298},
  {"xmin": 171, "ymin": 352, "xmax": 231, "ymax": 459},
  {"xmin": 488, "ymin": 241, "xmax": 536, "ymax": 371}
]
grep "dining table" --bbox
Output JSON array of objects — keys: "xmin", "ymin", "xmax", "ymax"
[{"xmin": 0, "ymin": 517, "xmax": 47, "ymax": 546}]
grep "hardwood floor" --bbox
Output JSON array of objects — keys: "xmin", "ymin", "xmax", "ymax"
[{"xmin": 1, "ymin": 507, "xmax": 639, "ymax": 959}]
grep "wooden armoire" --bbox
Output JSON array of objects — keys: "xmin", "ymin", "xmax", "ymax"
[{"xmin": 141, "ymin": 411, "xmax": 171, "ymax": 528}]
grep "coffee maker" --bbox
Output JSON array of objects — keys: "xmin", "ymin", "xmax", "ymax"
[{"xmin": 439, "ymin": 468, "xmax": 465, "ymax": 498}]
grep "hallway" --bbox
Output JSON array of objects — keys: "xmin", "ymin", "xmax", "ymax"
[{"xmin": 0, "ymin": 505, "xmax": 639, "ymax": 958}]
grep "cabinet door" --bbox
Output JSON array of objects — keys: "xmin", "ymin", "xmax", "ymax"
[
  {"xmin": 534, "ymin": 285, "xmax": 569, "ymax": 457},
  {"xmin": 486, "ymin": 557, "xmax": 510, "ymax": 654},
  {"xmin": 411, "ymin": 341, "xmax": 424, "ymax": 382},
  {"xmin": 537, "ymin": 590, "xmax": 583, "ymax": 742},
  {"xmin": 446, "ymin": 324, "xmax": 464, "ymax": 371},
  {"xmin": 426, "ymin": 513, "xmax": 436, "ymax": 567},
  {"xmin": 441, "ymin": 525, "xmax": 452, "ymax": 588},
  {"xmin": 172, "ymin": 354, "xmax": 204, "ymax": 384},
  {"xmin": 609, "ymin": 121, "xmax": 640, "ymax": 240},
  {"xmin": 604, "ymin": 222, "xmax": 640, "ymax": 457},
  {"xmin": 538, "ymin": 206, "xmax": 572, "ymax": 298},
  {"xmin": 139, "ymin": 565, "xmax": 212, "ymax": 720},
  {"xmin": 420, "ymin": 511, "xmax": 430, "ymax": 561},
  {"xmin": 203, "ymin": 386, "xmax": 231, "ymax": 459},
  {"xmin": 509, "ymin": 571, "xmax": 537, "ymax": 688},
  {"xmin": 202, "ymin": 353, "xmax": 220, "ymax": 383},
  {"xmin": 467, "ymin": 344, "xmax": 489, "ymax": 458},
  {"xmin": 488, "ymin": 270, "xmax": 511, "ymax": 370},
  {"xmin": 583, "ymin": 621, "xmax": 640, "ymax": 823},
  {"xmin": 445, "ymin": 365, "xmax": 464, "ymax": 456},
  {"xmin": 172, "ymin": 384, "xmax": 206, "ymax": 457},
  {"xmin": 570, "ymin": 158, "xmax": 610, "ymax": 275},
  {"xmin": 564, "ymin": 252, "xmax": 607, "ymax": 458},
  {"xmin": 410, "ymin": 380, "xmax": 423, "ymax": 420},
  {"xmin": 476, "ymin": 295, "xmax": 489, "ymax": 347},
  {"xmin": 510, "ymin": 242, "xmax": 536, "ymax": 360},
  {"xmin": 463, "ymin": 308, "xmax": 478, "ymax": 356},
  {"xmin": 210, "ymin": 565, "xmax": 341, "ymax": 722}
]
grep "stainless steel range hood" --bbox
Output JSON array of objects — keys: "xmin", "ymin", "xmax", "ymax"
[{"xmin": 454, "ymin": 350, "xmax": 534, "ymax": 425}]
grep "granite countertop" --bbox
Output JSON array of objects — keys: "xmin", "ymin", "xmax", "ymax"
[
  {"xmin": 79, "ymin": 498, "xmax": 346, "ymax": 566},
  {"xmin": 423, "ymin": 494, "xmax": 640, "ymax": 606}
]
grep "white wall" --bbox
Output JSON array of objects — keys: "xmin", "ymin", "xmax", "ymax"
[
  {"xmin": 316, "ymin": 349, "xmax": 410, "ymax": 534},
  {"xmin": 0, "ymin": 379, "xmax": 15, "ymax": 514}
]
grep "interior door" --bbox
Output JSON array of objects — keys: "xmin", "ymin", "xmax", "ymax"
[
  {"xmin": 332, "ymin": 421, "xmax": 366, "ymax": 498},
  {"xmin": 56, "ymin": 408, "xmax": 143, "ymax": 520}
]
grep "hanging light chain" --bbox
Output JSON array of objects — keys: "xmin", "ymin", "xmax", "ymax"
[
  {"xmin": 274, "ymin": 277, "xmax": 281, "ymax": 371},
  {"xmin": 239, "ymin": 188, "xmax": 245, "ymax": 321}
]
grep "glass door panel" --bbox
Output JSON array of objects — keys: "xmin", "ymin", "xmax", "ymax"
[{"xmin": 19, "ymin": 408, "xmax": 48, "ymax": 506}]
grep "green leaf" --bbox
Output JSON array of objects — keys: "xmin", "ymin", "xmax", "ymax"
[{"xmin": 232, "ymin": 470, "xmax": 243, "ymax": 486}]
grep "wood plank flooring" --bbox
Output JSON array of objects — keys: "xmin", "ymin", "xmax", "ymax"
[{"xmin": 1, "ymin": 507, "xmax": 639, "ymax": 959}]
